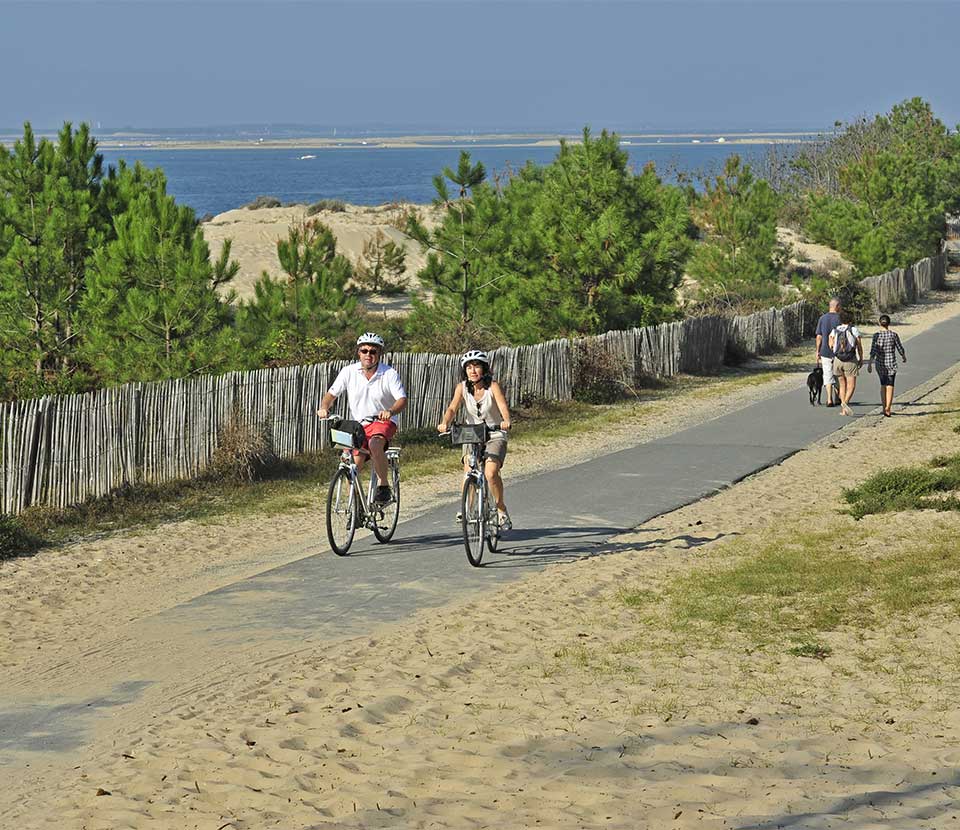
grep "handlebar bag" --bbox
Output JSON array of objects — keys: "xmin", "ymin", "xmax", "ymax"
[
  {"xmin": 331, "ymin": 419, "xmax": 367, "ymax": 449},
  {"xmin": 451, "ymin": 423, "xmax": 487, "ymax": 444}
]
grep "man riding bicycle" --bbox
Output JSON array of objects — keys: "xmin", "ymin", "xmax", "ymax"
[{"xmin": 317, "ymin": 332, "xmax": 407, "ymax": 505}]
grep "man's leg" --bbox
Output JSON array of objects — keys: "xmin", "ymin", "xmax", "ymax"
[
  {"xmin": 368, "ymin": 436, "xmax": 389, "ymax": 487},
  {"xmin": 822, "ymin": 357, "xmax": 835, "ymax": 405}
]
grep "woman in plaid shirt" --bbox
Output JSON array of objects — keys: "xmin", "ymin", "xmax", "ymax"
[{"xmin": 868, "ymin": 314, "xmax": 907, "ymax": 417}]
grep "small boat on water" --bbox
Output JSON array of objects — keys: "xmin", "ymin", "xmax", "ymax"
[{"xmin": 299, "ymin": 154, "xmax": 316, "ymax": 160}]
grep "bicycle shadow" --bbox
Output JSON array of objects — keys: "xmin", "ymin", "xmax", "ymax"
[
  {"xmin": 482, "ymin": 526, "xmax": 728, "ymax": 568},
  {"xmin": 346, "ymin": 522, "xmax": 728, "ymax": 568}
]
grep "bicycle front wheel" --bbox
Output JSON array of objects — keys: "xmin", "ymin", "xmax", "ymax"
[
  {"xmin": 461, "ymin": 477, "xmax": 485, "ymax": 567},
  {"xmin": 372, "ymin": 457, "xmax": 401, "ymax": 543},
  {"xmin": 486, "ymin": 503, "xmax": 500, "ymax": 553},
  {"xmin": 326, "ymin": 467, "xmax": 357, "ymax": 556}
]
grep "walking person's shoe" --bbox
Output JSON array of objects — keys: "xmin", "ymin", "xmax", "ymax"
[
  {"xmin": 497, "ymin": 509, "xmax": 512, "ymax": 531},
  {"xmin": 374, "ymin": 485, "xmax": 393, "ymax": 505}
]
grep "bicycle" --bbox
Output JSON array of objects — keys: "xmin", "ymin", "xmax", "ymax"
[
  {"xmin": 447, "ymin": 422, "xmax": 502, "ymax": 567},
  {"xmin": 322, "ymin": 416, "xmax": 401, "ymax": 556}
]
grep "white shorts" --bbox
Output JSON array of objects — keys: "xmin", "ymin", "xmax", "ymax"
[{"xmin": 821, "ymin": 356, "xmax": 835, "ymax": 385}]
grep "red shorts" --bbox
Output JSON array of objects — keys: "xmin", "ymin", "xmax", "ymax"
[{"xmin": 354, "ymin": 420, "xmax": 397, "ymax": 456}]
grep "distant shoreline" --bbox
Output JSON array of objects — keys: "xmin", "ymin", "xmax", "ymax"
[{"xmin": 84, "ymin": 131, "xmax": 818, "ymax": 152}]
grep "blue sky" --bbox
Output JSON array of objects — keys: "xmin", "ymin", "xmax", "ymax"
[{"xmin": 3, "ymin": 0, "xmax": 957, "ymax": 133}]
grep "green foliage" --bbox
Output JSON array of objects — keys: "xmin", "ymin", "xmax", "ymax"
[
  {"xmin": 261, "ymin": 331, "xmax": 341, "ymax": 368},
  {"xmin": 523, "ymin": 130, "xmax": 691, "ymax": 334},
  {"xmin": 244, "ymin": 195, "xmax": 282, "ymax": 209},
  {"xmin": 80, "ymin": 165, "xmax": 240, "ymax": 382},
  {"xmin": 787, "ymin": 641, "xmax": 832, "ymax": 660},
  {"xmin": 0, "ymin": 123, "xmax": 106, "ymax": 393},
  {"xmin": 235, "ymin": 219, "xmax": 360, "ymax": 365},
  {"xmin": 843, "ymin": 453, "xmax": 960, "ymax": 519},
  {"xmin": 0, "ymin": 513, "xmax": 37, "ymax": 559},
  {"xmin": 688, "ymin": 155, "xmax": 782, "ymax": 301},
  {"xmin": 306, "ymin": 199, "xmax": 346, "ymax": 215},
  {"xmin": 800, "ymin": 98, "xmax": 960, "ymax": 275},
  {"xmin": 406, "ymin": 150, "xmax": 495, "ymax": 327},
  {"xmin": 400, "ymin": 295, "xmax": 508, "ymax": 353},
  {"xmin": 409, "ymin": 131, "xmax": 690, "ymax": 344},
  {"xmin": 799, "ymin": 270, "xmax": 872, "ymax": 324},
  {"xmin": 355, "ymin": 230, "xmax": 408, "ymax": 294}
]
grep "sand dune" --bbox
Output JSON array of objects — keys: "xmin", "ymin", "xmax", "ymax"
[{"xmin": 203, "ymin": 203, "xmax": 440, "ymax": 305}]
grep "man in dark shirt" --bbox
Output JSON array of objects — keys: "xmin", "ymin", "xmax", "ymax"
[{"xmin": 815, "ymin": 297, "xmax": 842, "ymax": 407}]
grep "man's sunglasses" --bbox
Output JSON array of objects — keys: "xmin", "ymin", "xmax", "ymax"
[{"xmin": 358, "ymin": 347, "xmax": 380, "ymax": 355}]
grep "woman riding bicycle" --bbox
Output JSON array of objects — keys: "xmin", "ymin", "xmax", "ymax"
[{"xmin": 437, "ymin": 350, "xmax": 512, "ymax": 529}]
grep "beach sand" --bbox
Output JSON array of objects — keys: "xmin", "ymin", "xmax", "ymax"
[
  {"xmin": 2, "ymin": 281, "xmax": 959, "ymax": 828},
  {"xmin": 202, "ymin": 203, "xmax": 439, "ymax": 304}
]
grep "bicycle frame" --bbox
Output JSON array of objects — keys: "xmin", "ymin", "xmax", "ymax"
[{"xmin": 336, "ymin": 447, "xmax": 400, "ymax": 527}]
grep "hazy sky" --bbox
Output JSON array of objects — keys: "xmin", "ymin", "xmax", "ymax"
[{"xmin": 3, "ymin": 0, "xmax": 957, "ymax": 133}]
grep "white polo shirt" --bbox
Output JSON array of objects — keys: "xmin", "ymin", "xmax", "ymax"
[{"xmin": 329, "ymin": 362, "xmax": 407, "ymax": 423}]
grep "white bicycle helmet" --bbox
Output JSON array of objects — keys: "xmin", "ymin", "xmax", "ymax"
[
  {"xmin": 356, "ymin": 332, "xmax": 385, "ymax": 349},
  {"xmin": 460, "ymin": 349, "xmax": 489, "ymax": 367}
]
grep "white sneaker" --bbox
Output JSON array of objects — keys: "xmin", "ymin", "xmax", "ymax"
[{"xmin": 498, "ymin": 510, "xmax": 512, "ymax": 530}]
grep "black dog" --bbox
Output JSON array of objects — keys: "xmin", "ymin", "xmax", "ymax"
[{"xmin": 807, "ymin": 365, "xmax": 824, "ymax": 405}]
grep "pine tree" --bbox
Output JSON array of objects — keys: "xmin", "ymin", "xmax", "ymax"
[
  {"xmin": 407, "ymin": 151, "xmax": 500, "ymax": 325},
  {"xmin": 355, "ymin": 230, "xmax": 408, "ymax": 294},
  {"xmin": 688, "ymin": 154, "xmax": 781, "ymax": 300},
  {"xmin": 236, "ymin": 219, "xmax": 359, "ymax": 365},
  {"xmin": 81, "ymin": 166, "xmax": 240, "ymax": 382},
  {"xmin": 0, "ymin": 122, "xmax": 106, "ymax": 393}
]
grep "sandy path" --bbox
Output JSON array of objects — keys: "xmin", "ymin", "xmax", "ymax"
[{"xmin": 1, "ymin": 280, "xmax": 959, "ymax": 827}]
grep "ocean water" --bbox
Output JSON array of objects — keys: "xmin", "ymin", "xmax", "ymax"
[{"xmin": 97, "ymin": 142, "xmax": 792, "ymax": 217}]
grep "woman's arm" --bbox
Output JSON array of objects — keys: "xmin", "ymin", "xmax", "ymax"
[
  {"xmin": 896, "ymin": 332, "xmax": 906, "ymax": 362},
  {"xmin": 437, "ymin": 383, "xmax": 464, "ymax": 432},
  {"xmin": 491, "ymin": 382, "xmax": 511, "ymax": 430}
]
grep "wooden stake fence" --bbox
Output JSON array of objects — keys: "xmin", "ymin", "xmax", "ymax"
[{"xmin": 0, "ymin": 254, "xmax": 946, "ymax": 515}]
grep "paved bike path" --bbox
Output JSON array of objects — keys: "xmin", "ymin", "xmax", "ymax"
[
  {"xmin": 173, "ymin": 310, "xmax": 960, "ymax": 641},
  {"xmin": 2, "ymin": 312, "xmax": 960, "ymax": 763}
]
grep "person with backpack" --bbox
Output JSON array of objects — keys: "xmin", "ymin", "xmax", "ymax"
[
  {"xmin": 868, "ymin": 314, "xmax": 907, "ymax": 417},
  {"xmin": 828, "ymin": 310, "xmax": 863, "ymax": 416},
  {"xmin": 814, "ymin": 297, "xmax": 843, "ymax": 407}
]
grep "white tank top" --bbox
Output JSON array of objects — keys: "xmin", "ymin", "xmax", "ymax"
[{"xmin": 462, "ymin": 382, "xmax": 503, "ymax": 429}]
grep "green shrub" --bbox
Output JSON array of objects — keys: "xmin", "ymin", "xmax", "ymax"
[
  {"xmin": 244, "ymin": 195, "xmax": 282, "ymax": 210},
  {"xmin": 843, "ymin": 454, "xmax": 960, "ymax": 519},
  {"xmin": 0, "ymin": 514, "xmax": 37, "ymax": 559},
  {"xmin": 802, "ymin": 270, "xmax": 873, "ymax": 324},
  {"xmin": 306, "ymin": 199, "xmax": 347, "ymax": 215}
]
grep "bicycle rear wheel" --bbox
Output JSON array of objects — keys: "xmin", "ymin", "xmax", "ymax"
[
  {"xmin": 326, "ymin": 467, "xmax": 357, "ymax": 556},
  {"xmin": 461, "ymin": 477, "xmax": 485, "ymax": 567},
  {"xmin": 372, "ymin": 457, "xmax": 401, "ymax": 543}
]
